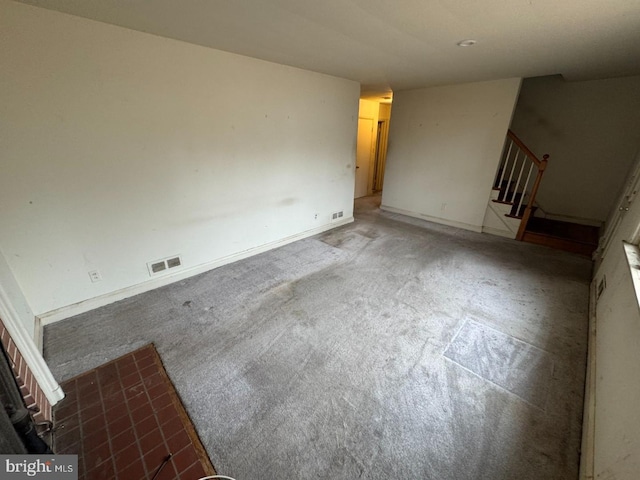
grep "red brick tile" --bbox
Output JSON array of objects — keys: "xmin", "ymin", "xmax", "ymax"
[
  {"xmin": 97, "ymin": 363, "xmax": 118, "ymax": 380},
  {"xmin": 84, "ymin": 427, "xmax": 109, "ymax": 452},
  {"xmin": 116, "ymin": 459, "xmax": 146, "ymax": 480},
  {"xmin": 156, "ymin": 404, "xmax": 179, "ymax": 424},
  {"xmin": 178, "ymin": 461, "xmax": 207, "ymax": 480},
  {"xmin": 165, "ymin": 429, "xmax": 191, "ymax": 455},
  {"xmin": 107, "ymin": 413, "xmax": 133, "ymax": 437},
  {"xmin": 100, "ymin": 379, "xmax": 124, "ymax": 400},
  {"xmin": 55, "ymin": 412, "xmax": 81, "ymax": 436},
  {"xmin": 133, "ymin": 346, "xmax": 155, "ymax": 361},
  {"xmin": 104, "ymin": 403, "xmax": 131, "ymax": 423},
  {"xmin": 161, "ymin": 416, "xmax": 184, "ymax": 440},
  {"xmin": 121, "ymin": 371, "xmax": 142, "ymax": 390},
  {"xmin": 171, "ymin": 445, "xmax": 199, "ymax": 474},
  {"xmin": 76, "ymin": 372, "xmax": 99, "ymax": 390},
  {"xmin": 139, "ymin": 428, "xmax": 165, "ymax": 455},
  {"xmin": 139, "ymin": 363, "xmax": 158, "ymax": 379},
  {"xmin": 152, "ymin": 393, "xmax": 174, "ymax": 411},
  {"xmin": 56, "ymin": 439, "xmax": 82, "ymax": 455},
  {"xmin": 143, "ymin": 442, "xmax": 170, "ymax": 472},
  {"xmin": 135, "ymin": 414, "xmax": 159, "ymax": 439},
  {"xmin": 135, "ymin": 353, "xmax": 157, "ymax": 370},
  {"xmin": 153, "ymin": 459, "xmax": 178, "ymax": 480},
  {"xmin": 113, "ymin": 442, "xmax": 143, "ymax": 473},
  {"xmin": 61, "ymin": 389, "xmax": 78, "ymax": 406},
  {"xmin": 127, "ymin": 391, "xmax": 150, "ymax": 411},
  {"xmin": 142, "ymin": 371, "xmax": 164, "ymax": 390},
  {"xmin": 116, "ymin": 357, "xmax": 136, "ymax": 376},
  {"xmin": 124, "ymin": 384, "xmax": 146, "ymax": 401},
  {"xmin": 55, "ymin": 425, "xmax": 81, "ymax": 449},
  {"xmin": 84, "ymin": 439, "xmax": 112, "ymax": 470},
  {"xmin": 85, "ymin": 458, "xmax": 116, "ymax": 480},
  {"xmin": 83, "ymin": 413, "xmax": 107, "ymax": 433},
  {"xmin": 78, "ymin": 393, "xmax": 102, "ymax": 412},
  {"xmin": 53, "ymin": 346, "xmax": 213, "ymax": 480},
  {"xmin": 130, "ymin": 404, "xmax": 154, "ymax": 423},
  {"xmin": 143, "ymin": 444, "xmax": 171, "ymax": 474},
  {"xmin": 111, "ymin": 427, "xmax": 137, "ymax": 454},
  {"xmin": 102, "ymin": 386, "xmax": 127, "ymax": 405},
  {"xmin": 79, "ymin": 402, "xmax": 104, "ymax": 422}
]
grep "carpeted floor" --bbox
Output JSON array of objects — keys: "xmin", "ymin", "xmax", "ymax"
[{"xmin": 44, "ymin": 195, "xmax": 590, "ymax": 479}]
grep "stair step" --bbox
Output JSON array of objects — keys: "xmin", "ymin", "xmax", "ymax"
[
  {"xmin": 521, "ymin": 232, "xmax": 597, "ymax": 256},
  {"xmin": 522, "ymin": 218, "xmax": 600, "ymax": 256}
]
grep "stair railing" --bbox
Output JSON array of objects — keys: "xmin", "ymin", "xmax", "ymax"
[{"xmin": 494, "ymin": 130, "xmax": 549, "ymax": 240}]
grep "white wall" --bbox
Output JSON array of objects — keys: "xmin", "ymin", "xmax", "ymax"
[
  {"xmin": 381, "ymin": 78, "xmax": 521, "ymax": 231},
  {"xmin": 590, "ymin": 149, "xmax": 640, "ymax": 478},
  {"xmin": 510, "ymin": 75, "xmax": 640, "ymax": 224},
  {"xmin": 0, "ymin": 1, "xmax": 360, "ymax": 318}
]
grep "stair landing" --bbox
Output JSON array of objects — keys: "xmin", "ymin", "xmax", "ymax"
[{"xmin": 523, "ymin": 217, "xmax": 599, "ymax": 256}]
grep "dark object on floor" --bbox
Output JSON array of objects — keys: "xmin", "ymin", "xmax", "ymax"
[{"xmin": 52, "ymin": 344, "xmax": 216, "ymax": 479}]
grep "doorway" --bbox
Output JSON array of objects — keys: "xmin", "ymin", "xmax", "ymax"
[
  {"xmin": 354, "ymin": 98, "xmax": 392, "ymax": 199},
  {"xmin": 355, "ymin": 117, "xmax": 374, "ymax": 198}
]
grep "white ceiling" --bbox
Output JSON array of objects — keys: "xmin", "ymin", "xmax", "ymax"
[{"xmin": 14, "ymin": 0, "xmax": 640, "ymax": 95}]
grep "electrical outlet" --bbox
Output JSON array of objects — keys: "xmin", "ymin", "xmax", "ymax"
[
  {"xmin": 88, "ymin": 270, "xmax": 102, "ymax": 283},
  {"xmin": 314, "ymin": 213, "xmax": 318, "ymax": 220}
]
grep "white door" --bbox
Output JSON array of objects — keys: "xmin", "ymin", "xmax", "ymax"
[{"xmin": 355, "ymin": 117, "xmax": 373, "ymax": 198}]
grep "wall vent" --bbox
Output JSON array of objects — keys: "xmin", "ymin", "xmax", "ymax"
[
  {"xmin": 147, "ymin": 254, "xmax": 183, "ymax": 276},
  {"xmin": 166, "ymin": 256, "xmax": 181, "ymax": 268}
]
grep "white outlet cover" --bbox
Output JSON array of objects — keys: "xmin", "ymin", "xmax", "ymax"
[{"xmin": 88, "ymin": 270, "xmax": 102, "ymax": 282}]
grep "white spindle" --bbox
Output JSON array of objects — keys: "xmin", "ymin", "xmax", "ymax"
[
  {"xmin": 513, "ymin": 154, "xmax": 527, "ymax": 202},
  {"xmin": 505, "ymin": 148, "xmax": 520, "ymax": 201},
  {"xmin": 516, "ymin": 163, "xmax": 535, "ymax": 217},
  {"xmin": 498, "ymin": 139, "xmax": 513, "ymax": 189}
]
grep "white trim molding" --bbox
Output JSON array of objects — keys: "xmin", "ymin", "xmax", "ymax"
[
  {"xmin": 579, "ymin": 278, "xmax": 598, "ymax": 480},
  {"xmin": 380, "ymin": 204, "xmax": 483, "ymax": 233},
  {"xmin": 0, "ymin": 283, "xmax": 64, "ymax": 406}
]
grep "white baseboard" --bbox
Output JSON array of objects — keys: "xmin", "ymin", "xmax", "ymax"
[
  {"xmin": 380, "ymin": 205, "xmax": 482, "ymax": 233},
  {"xmin": 579, "ymin": 279, "xmax": 597, "ymax": 480},
  {"xmin": 37, "ymin": 217, "xmax": 354, "ymax": 326},
  {"xmin": 34, "ymin": 316, "xmax": 44, "ymax": 353},
  {"xmin": 481, "ymin": 226, "xmax": 517, "ymax": 239}
]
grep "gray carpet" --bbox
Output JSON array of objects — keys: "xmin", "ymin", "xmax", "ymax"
[{"xmin": 44, "ymin": 195, "xmax": 590, "ymax": 479}]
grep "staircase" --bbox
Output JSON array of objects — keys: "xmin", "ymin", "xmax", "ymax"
[
  {"xmin": 483, "ymin": 130, "xmax": 548, "ymax": 240},
  {"xmin": 482, "ymin": 130, "xmax": 599, "ymax": 256}
]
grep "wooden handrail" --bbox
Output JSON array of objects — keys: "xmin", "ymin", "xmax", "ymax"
[
  {"xmin": 507, "ymin": 130, "xmax": 545, "ymax": 168},
  {"xmin": 516, "ymin": 153, "xmax": 549, "ymax": 240}
]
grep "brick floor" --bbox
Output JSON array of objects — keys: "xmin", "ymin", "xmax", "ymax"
[{"xmin": 53, "ymin": 344, "xmax": 216, "ymax": 480}]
